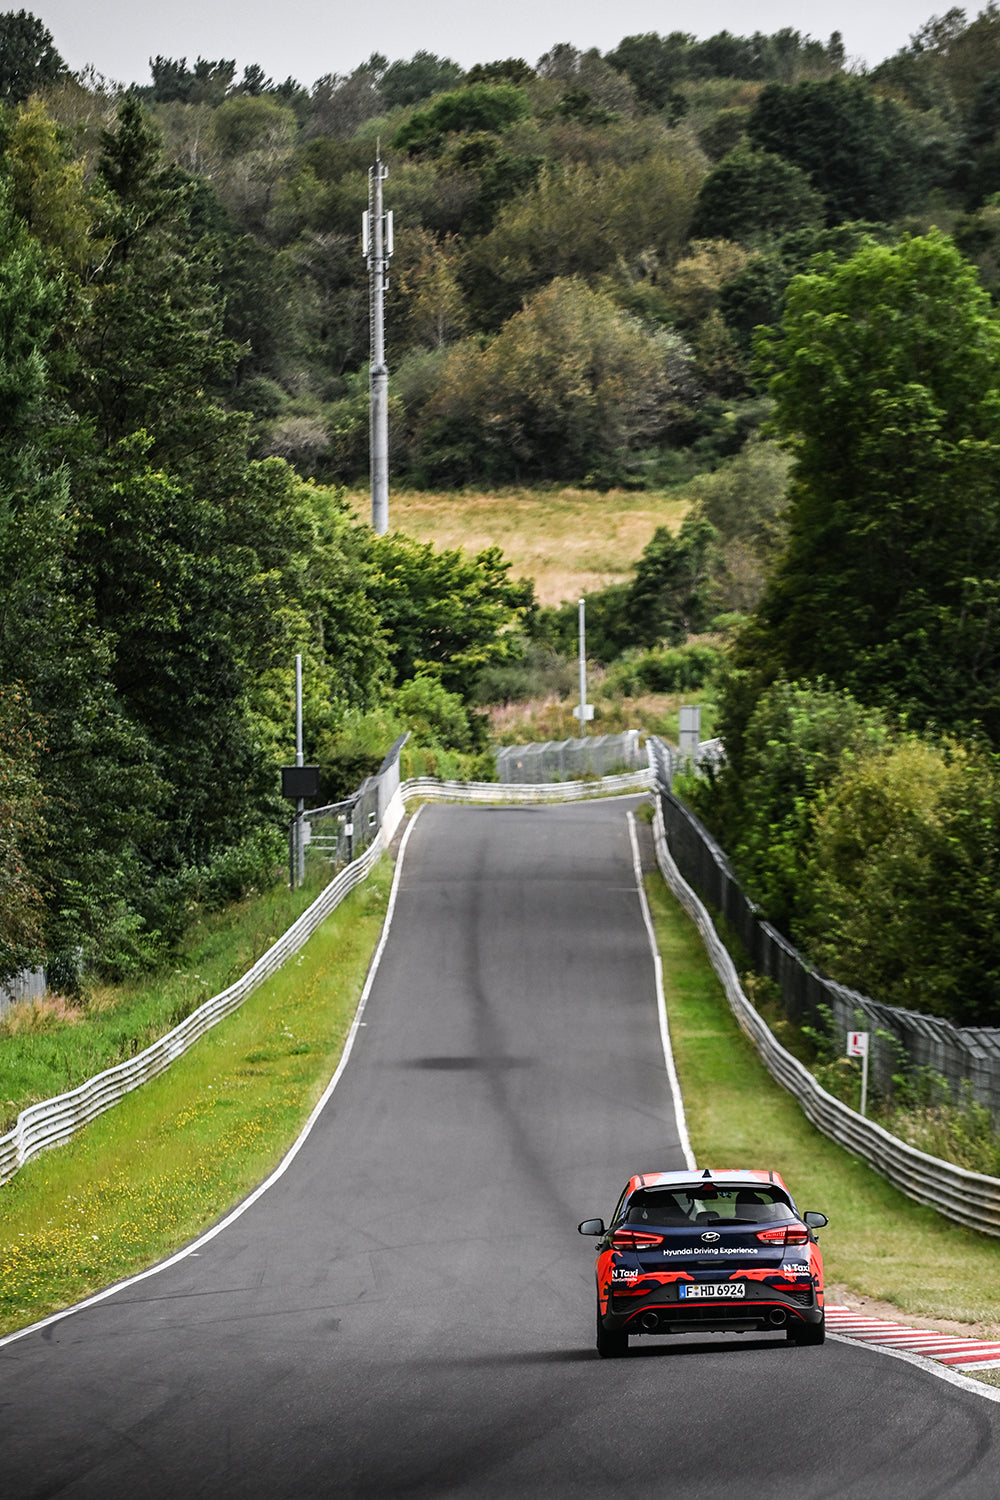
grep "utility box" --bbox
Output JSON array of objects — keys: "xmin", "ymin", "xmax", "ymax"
[{"xmin": 679, "ymin": 706, "xmax": 701, "ymax": 761}]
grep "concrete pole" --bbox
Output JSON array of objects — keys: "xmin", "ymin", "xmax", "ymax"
[{"xmin": 367, "ymin": 152, "xmax": 390, "ymax": 536}]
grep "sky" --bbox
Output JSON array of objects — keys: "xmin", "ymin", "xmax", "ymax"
[{"xmin": 25, "ymin": 1, "xmax": 958, "ymax": 90}]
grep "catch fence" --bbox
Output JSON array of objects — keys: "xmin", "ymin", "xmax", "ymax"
[{"xmin": 495, "ymin": 730, "xmax": 642, "ymax": 784}]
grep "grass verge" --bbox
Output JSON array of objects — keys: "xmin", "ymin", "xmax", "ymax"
[
  {"xmin": 0, "ymin": 860, "xmax": 342, "ymax": 1133},
  {"xmin": 0, "ymin": 859, "xmax": 392, "ymax": 1337},
  {"xmin": 645, "ymin": 869, "xmax": 1000, "ymax": 1342}
]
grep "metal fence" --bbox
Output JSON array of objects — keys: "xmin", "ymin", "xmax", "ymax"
[
  {"xmin": 651, "ymin": 800, "xmax": 1000, "ymax": 1237},
  {"xmin": 406, "ymin": 768, "xmax": 653, "ymax": 804},
  {"xmin": 0, "ymin": 967, "xmax": 46, "ymax": 1023},
  {"xmin": 496, "ymin": 730, "xmax": 642, "ymax": 784},
  {"xmin": 302, "ymin": 734, "xmax": 408, "ymax": 871},
  {"xmin": 647, "ymin": 738, "xmax": 1000, "ymax": 1117}
]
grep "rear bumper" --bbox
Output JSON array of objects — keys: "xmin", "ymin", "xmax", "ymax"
[{"xmin": 604, "ymin": 1288, "xmax": 823, "ymax": 1337}]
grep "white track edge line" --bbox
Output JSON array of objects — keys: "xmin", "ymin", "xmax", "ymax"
[
  {"xmin": 628, "ymin": 810, "xmax": 696, "ymax": 1171},
  {"xmin": 828, "ymin": 1332, "xmax": 1000, "ymax": 1404},
  {"xmin": 0, "ymin": 806, "xmax": 426, "ymax": 1352}
]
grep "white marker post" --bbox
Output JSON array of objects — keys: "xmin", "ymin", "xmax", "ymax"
[{"xmin": 847, "ymin": 1030, "xmax": 870, "ymax": 1117}]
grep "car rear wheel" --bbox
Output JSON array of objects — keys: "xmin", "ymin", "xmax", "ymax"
[
  {"xmin": 788, "ymin": 1315, "xmax": 826, "ymax": 1346},
  {"xmin": 596, "ymin": 1304, "xmax": 629, "ymax": 1358}
]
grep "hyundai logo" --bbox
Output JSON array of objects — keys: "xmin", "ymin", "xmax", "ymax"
[{"xmin": 700, "ymin": 1231, "xmax": 721, "ymax": 1243}]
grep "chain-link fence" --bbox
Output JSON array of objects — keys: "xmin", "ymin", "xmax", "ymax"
[
  {"xmin": 301, "ymin": 733, "xmax": 407, "ymax": 875},
  {"xmin": 648, "ymin": 739, "xmax": 1000, "ymax": 1116},
  {"xmin": 496, "ymin": 730, "xmax": 642, "ymax": 784}
]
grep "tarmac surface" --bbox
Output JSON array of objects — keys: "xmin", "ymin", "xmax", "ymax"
[{"xmin": 3, "ymin": 799, "xmax": 999, "ymax": 1498}]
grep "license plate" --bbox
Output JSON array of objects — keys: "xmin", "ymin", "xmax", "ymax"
[{"xmin": 679, "ymin": 1282, "xmax": 746, "ymax": 1299}]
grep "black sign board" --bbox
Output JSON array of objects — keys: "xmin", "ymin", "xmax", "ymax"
[{"xmin": 281, "ymin": 765, "xmax": 321, "ymax": 800}]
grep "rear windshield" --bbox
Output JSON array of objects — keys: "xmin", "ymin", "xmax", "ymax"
[{"xmin": 625, "ymin": 1186, "xmax": 795, "ymax": 1227}]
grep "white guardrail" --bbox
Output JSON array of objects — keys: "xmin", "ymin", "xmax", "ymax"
[
  {"xmin": 651, "ymin": 799, "xmax": 1000, "ymax": 1239},
  {"xmin": 0, "ymin": 768, "xmax": 653, "ymax": 1187},
  {"xmin": 6, "ymin": 762, "xmax": 998, "ymax": 1244}
]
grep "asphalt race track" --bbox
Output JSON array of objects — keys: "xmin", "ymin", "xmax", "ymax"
[{"xmin": 3, "ymin": 799, "xmax": 1000, "ymax": 1498}]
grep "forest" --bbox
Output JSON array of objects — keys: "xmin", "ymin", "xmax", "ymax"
[{"xmin": 3, "ymin": 7, "xmax": 1000, "ymax": 1026}]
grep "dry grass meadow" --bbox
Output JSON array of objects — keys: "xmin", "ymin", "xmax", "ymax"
[{"xmin": 349, "ymin": 486, "xmax": 691, "ymax": 605}]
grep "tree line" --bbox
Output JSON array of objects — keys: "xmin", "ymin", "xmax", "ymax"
[
  {"xmin": 1, "ymin": 9, "xmax": 971, "ymax": 493},
  {"xmin": 5, "ymin": 8, "xmax": 1000, "ymax": 1027},
  {"xmin": 0, "ymin": 74, "xmax": 532, "ymax": 989}
]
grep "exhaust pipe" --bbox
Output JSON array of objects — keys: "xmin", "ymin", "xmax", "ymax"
[
  {"xmin": 640, "ymin": 1311, "xmax": 660, "ymax": 1332},
  {"xmin": 769, "ymin": 1308, "xmax": 787, "ymax": 1327}
]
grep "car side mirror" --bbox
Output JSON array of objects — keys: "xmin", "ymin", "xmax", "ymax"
[
  {"xmin": 804, "ymin": 1212, "xmax": 828, "ymax": 1230},
  {"xmin": 578, "ymin": 1219, "xmax": 606, "ymax": 1236}
]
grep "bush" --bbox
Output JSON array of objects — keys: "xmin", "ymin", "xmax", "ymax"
[
  {"xmin": 473, "ymin": 642, "xmax": 578, "ymax": 705},
  {"xmin": 605, "ymin": 643, "xmax": 724, "ymax": 696},
  {"xmin": 717, "ymin": 679, "xmax": 888, "ymax": 930},
  {"xmin": 196, "ymin": 827, "xmax": 286, "ymax": 909},
  {"xmin": 798, "ymin": 742, "xmax": 1000, "ymax": 1024},
  {"xmin": 409, "ymin": 277, "xmax": 697, "ymax": 484}
]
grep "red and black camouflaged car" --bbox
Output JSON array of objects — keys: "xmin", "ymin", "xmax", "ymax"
[{"xmin": 579, "ymin": 1168, "xmax": 828, "ymax": 1357}]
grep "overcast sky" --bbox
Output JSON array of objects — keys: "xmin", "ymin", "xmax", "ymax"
[{"xmin": 27, "ymin": 2, "xmax": 956, "ymax": 90}]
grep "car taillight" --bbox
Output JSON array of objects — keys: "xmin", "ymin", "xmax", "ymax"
[
  {"xmin": 755, "ymin": 1224, "xmax": 809, "ymax": 1246},
  {"xmin": 611, "ymin": 1229, "xmax": 664, "ymax": 1248}
]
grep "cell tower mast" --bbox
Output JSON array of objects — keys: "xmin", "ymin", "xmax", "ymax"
[{"xmin": 363, "ymin": 148, "xmax": 393, "ymax": 535}]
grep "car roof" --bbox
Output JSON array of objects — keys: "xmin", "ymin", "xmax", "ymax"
[{"xmin": 625, "ymin": 1169, "xmax": 790, "ymax": 1194}]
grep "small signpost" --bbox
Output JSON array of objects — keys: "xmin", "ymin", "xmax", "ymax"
[{"xmin": 847, "ymin": 1030, "xmax": 870, "ymax": 1116}]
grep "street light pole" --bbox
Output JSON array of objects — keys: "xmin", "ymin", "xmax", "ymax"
[{"xmin": 578, "ymin": 598, "xmax": 587, "ymax": 736}]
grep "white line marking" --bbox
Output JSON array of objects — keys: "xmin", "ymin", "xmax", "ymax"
[
  {"xmin": 828, "ymin": 1334, "xmax": 1000, "ymax": 1403},
  {"xmin": 0, "ymin": 807, "xmax": 426, "ymax": 1351},
  {"xmin": 628, "ymin": 811, "xmax": 696, "ymax": 1171}
]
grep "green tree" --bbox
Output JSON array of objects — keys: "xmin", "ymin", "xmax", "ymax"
[
  {"xmin": 465, "ymin": 59, "xmax": 536, "ymax": 87},
  {"xmin": 747, "ymin": 232, "xmax": 1000, "ymax": 743},
  {"xmin": 5, "ymin": 96, "xmax": 94, "ymax": 273},
  {"xmin": 305, "ymin": 61, "xmax": 384, "ymax": 140},
  {"xmin": 604, "ymin": 32, "xmax": 691, "ymax": 111},
  {"xmin": 721, "ymin": 679, "xmax": 888, "ymax": 930},
  {"xmin": 414, "ymin": 277, "xmax": 696, "ymax": 482},
  {"xmin": 391, "ymin": 82, "xmax": 530, "ymax": 156},
  {"xmin": 748, "ymin": 77, "xmax": 924, "ymax": 223},
  {"xmin": 147, "ymin": 56, "xmax": 235, "ymax": 106},
  {"xmin": 461, "ymin": 146, "xmax": 707, "ymax": 330},
  {"xmin": 0, "ymin": 173, "xmax": 168, "ymax": 981},
  {"xmin": 65, "ymin": 99, "xmax": 319, "ymax": 896},
  {"xmin": 624, "ymin": 516, "xmax": 718, "ymax": 647},
  {"xmin": 690, "ymin": 144, "xmax": 825, "ymax": 243},
  {"xmin": 686, "ymin": 437, "xmax": 793, "ymax": 611},
  {"xmin": 362, "ymin": 533, "xmax": 533, "ymax": 697},
  {"xmin": 381, "ymin": 51, "xmax": 463, "ymax": 109},
  {"xmin": 799, "ymin": 739, "xmax": 1000, "ymax": 1023},
  {"xmin": 0, "ymin": 683, "xmax": 45, "ymax": 981},
  {"xmin": 0, "ymin": 9, "xmax": 66, "ymax": 103}
]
